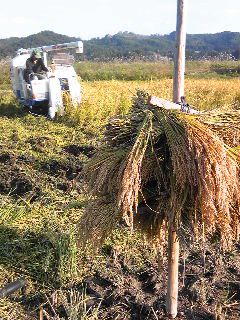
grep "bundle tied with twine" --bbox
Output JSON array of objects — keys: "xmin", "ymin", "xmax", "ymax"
[{"xmin": 78, "ymin": 91, "xmax": 240, "ymax": 249}]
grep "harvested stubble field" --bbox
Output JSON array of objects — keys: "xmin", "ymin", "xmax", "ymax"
[{"xmin": 0, "ymin": 67, "xmax": 240, "ymax": 320}]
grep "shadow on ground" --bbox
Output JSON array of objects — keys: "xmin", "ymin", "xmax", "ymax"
[
  {"xmin": 0, "ymin": 103, "xmax": 28, "ymax": 118},
  {"xmin": 0, "ymin": 225, "xmax": 59, "ymax": 284},
  {"xmin": 0, "ymin": 224, "xmax": 80, "ymax": 318}
]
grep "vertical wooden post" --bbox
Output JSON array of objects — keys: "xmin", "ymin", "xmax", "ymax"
[
  {"xmin": 173, "ymin": 0, "xmax": 188, "ymax": 103},
  {"xmin": 166, "ymin": 1, "xmax": 187, "ymax": 317},
  {"xmin": 166, "ymin": 225, "xmax": 179, "ymax": 318}
]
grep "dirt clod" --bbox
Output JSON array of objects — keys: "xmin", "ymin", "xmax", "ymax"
[
  {"xmin": 0, "ymin": 163, "xmax": 40, "ymax": 198},
  {"xmin": 63, "ymin": 144, "xmax": 96, "ymax": 157}
]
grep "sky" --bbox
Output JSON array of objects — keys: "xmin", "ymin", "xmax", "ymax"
[{"xmin": 0, "ymin": 0, "xmax": 239, "ymax": 40}]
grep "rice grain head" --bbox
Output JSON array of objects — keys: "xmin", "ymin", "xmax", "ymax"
[{"xmin": 78, "ymin": 91, "xmax": 240, "ymax": 250}]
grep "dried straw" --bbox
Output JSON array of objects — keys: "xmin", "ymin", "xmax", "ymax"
[{"xmin": 78, "ymin": 91, "xmax": 240, "ymax": 249}]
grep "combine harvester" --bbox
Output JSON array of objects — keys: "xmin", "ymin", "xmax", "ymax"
[{"xmin": 10, "ymin": 41, "xmax": 83, "ymax": 119}]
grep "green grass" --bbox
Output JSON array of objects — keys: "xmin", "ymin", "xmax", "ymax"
[
  {"xmin": 75, "ymin": 61, "xmax": 173, "ymax": 81},
  {"xmin": 1, "ymin": 59, "xmax": 239, "ymax": 88},
  {"xmin": 75, "ymin": 60, "xmax": 240, "ymax": 81}
]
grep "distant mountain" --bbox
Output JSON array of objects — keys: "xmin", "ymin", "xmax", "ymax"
[
  {"xmin": 0, "ymin": 30, "xmax": 239, "ymax": 60},
  {"xmin": 186, "ymin": 31, "xmax": 240, "ymax": 59},
  {"xmin": 84, "ymin": 31, "xmax": 240, "ymax": 60},
  {"xmin": 0, "ymin": 31, "xmax": 79, "ymax": 58}
]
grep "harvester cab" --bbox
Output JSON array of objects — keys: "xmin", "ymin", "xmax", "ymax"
[{"xmin": 10, "ymin": 41, "xmax": 83, "ymax": 119}]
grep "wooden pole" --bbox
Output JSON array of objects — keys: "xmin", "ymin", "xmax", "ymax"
[
  {"xmin": 173, "ymin": 0, "xmax": 188, "ymax": 103},
  {"xmin": 166, "ymin": 0, "xmax": 188, "ymax": 317},
  {"xmin": 166, "ymin": 225, "xmax": 179, "ymax": 318}
]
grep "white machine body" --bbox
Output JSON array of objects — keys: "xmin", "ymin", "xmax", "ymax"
[{"xmin": 10, "ymin": 41, "xmax": 83, "ymax": 119}]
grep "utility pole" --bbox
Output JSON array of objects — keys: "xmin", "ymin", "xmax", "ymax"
[{"xmin": 166, "ymin": 0, "xmax": 188, "ymax": 318}]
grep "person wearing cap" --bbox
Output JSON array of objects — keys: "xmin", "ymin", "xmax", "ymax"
[{"xmin": 24, "ymin": 49, "xmax": 48, "ymax": 83}]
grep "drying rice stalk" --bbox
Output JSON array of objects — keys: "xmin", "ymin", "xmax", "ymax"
[
  {"xmin": 201, "ymin": 106, "xmax": 240, "ymax": 148},
  {"xmin": 78, "ymin": 91, "xmax": 240, "ymax": 250}
]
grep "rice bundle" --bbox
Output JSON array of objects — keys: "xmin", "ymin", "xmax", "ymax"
[
  {"xmin": 201, "ymin": 106, "xmax": 240, "ymax": 148},
  {"xmin": 78, "ymin": 91, "xmax": 240, "ymax": 249}
]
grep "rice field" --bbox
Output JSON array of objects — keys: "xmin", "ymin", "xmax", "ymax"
[
  {"xmin": 68, "ymin": 78, "xmax": 240, "ymax": 135},
  {"xmin": 0, "ymin": 63, "xmax": 239, "ymax": 319}
]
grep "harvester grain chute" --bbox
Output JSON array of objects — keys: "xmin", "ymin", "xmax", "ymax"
[{"xmin": 10, "ymin": 41, "xmax": 83, "ymax": 119}]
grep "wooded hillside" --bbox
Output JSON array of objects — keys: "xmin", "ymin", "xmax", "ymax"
[{"xmin": 0, "ymin": 30, "xmax": 239, "ymax": 60}]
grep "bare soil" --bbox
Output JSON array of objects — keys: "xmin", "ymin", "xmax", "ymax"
[
  {"xmin": 0, "ymin": 144, "xmax": 239, "ymax": 319},
  {"xmin": 79, "ymin": 243, "xmax": 240, "ymax": 319}
]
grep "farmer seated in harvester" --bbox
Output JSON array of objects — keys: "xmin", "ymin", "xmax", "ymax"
[{"xmin": 24, "ymin": 49, "xmax": 48, "ymax": 83}]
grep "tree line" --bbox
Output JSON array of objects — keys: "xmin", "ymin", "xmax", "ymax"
[{"xmin": 0, "ymin": 30, "xmax": 239, "ymax": 60}]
